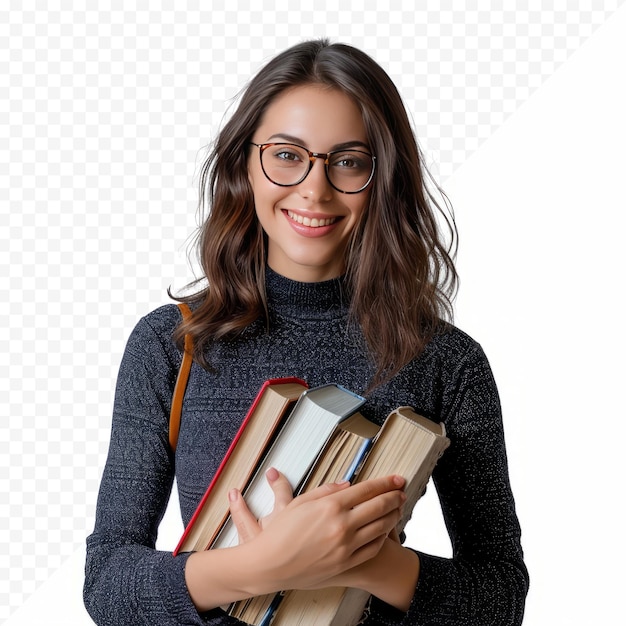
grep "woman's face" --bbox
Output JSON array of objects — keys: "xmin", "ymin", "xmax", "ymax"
[{"xmin": 248, "ymin": 84, "xmax": 371, "ymax": 282}]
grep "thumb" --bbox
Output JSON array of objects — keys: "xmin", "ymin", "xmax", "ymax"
[
  {"xmin": 228, "ymin": 488, "xmax": 261, "ymax": 544},
  {"xmin": 265, "ymin": 467, "xmax": 294, "ymax": 514}
]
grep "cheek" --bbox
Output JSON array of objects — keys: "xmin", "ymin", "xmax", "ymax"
[
  {"xmin": 247, "ymin": 154, "xmax": 265, "ymax": 191},
  {"xmin": 351, "ymin": 194, "xmax": 369, "ymax": 223},
  {"xmin": 248, "ymin": 163, "xmax": 273, "ymax": 202}
]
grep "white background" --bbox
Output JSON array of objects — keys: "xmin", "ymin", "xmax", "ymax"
[{"xmin": 1, "ymin": 3, "xmax": 625, "ymax": 625}]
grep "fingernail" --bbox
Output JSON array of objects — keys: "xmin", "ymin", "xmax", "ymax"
[
  {"xmin": 266, "ymin": 467, "xmax": 279, "ymax": 482},
  {"xmin": 228, "ymin": 489, "xmax": 238, "ymax": 502},
  {"xmin": 393, "ymin": 475, "xmax": 406, "ymax": 487}
]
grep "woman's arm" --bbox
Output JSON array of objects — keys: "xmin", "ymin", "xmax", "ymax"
[
  {"xmin": 227, "ymin": 341, "xmax": 528, "ymax": 626},
  {"xmin": 84, "ymin": 307, "xmax": 207, "ymax": 626},
  {"xmin": 365, "ymin": 342, "xmax": 529, "ymax": 626},
  {"xmin": 187, "ymin": 474, "xmax": 407, "ymax": 611},
  {"xmin": 227, "ymin": 469, "xmax": 420, "ymax": 612},
  {"xmin": 331, "ymin": 537, "xmax": 421, "ymax": 612}
]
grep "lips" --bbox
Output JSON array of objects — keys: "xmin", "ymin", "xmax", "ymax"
[{"xmin": 286, "ymin": 209, "xmax": 338, "ymax": 228}]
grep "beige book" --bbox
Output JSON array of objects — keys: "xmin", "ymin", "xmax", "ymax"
[{"xmin": 174, "ymin": 378, "xmax": 307, "ymax": 555}]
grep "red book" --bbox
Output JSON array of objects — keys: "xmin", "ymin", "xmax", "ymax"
[{"xmin": 174, "ymin": 377, "xmax": 308, "ymax": 555}]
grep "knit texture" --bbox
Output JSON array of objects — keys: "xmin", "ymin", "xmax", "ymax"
[{"xmin": 84, "ymin": 268, "xmax": 528, "ymax": 625}]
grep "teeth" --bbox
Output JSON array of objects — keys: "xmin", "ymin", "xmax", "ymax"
[{"xmin": 287, "ymin": 210, "xmax": 337, "ymax": 227}]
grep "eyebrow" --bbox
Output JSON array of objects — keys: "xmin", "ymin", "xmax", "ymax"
[{"xmin": 266, "ymin": 133, "xmax": 371, "ymax": 152}]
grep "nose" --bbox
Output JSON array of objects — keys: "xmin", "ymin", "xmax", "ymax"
[{"xmin": 297, "ymin": 157, "xmax": 332, "ymax": 202}]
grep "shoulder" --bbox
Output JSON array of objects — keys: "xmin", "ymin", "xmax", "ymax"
[
  {"xmin": 122, "ymin": 303, "xmax": 185, "ymax": 369},
  {"xmin": 425, "ymin": 322, "xmax": 487, "ymax": 367},
  {"xmin": 135, "ymin": 303, "xmax": 184, "ymax": 339},
  {"xmin": 392, "ymin": 322, "xmax": 494, "ymax": 397},
  {"xmin": 379, "ymin": 323, "xmax": 498, "ymax": 427},
  {"xmin": 417, "ymin": 323, "xmax": 497, "ymax": 398},
  {"xmin": 428, "ymin": 323, "xmax": 500, "ymax": 410}
]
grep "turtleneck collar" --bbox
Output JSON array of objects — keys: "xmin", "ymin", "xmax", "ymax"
[{"xmin": 265, "ymin": 266, "xmax": 350, "ymax": 320}]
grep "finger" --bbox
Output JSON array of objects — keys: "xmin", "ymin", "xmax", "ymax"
[
  {"xmin": 347, "ymin": 531, "xmax": 389, "ymax": 566},
  {"xmin": 340, "ymin": 474, "xmax": 405, "ymax": 509},
  {"xmin": 345, "ymin": 489, "xmax": 406, "ymax": 545},
  {"xmin": 228, "ymin": 488, "xmax": 261, "ymax": 544},
  {"xmin": 343, "ymin": 507, "xmax": 403, "ymax": 567},
  {"xmin": 266, "ymin": 467, "xmax": 295, "ymax": 513},
  {"xmin": 294, "ymin": 479, "xmax": 351, "ymax": 504},
  {"xmin": 351, "ymin": 503, "xmax": 404, "ymax": 546}
]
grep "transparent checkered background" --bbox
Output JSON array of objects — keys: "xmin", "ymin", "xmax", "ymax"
[{"xmin": 1, "ymin": 1, "xmax": 624, "ymax": 621}]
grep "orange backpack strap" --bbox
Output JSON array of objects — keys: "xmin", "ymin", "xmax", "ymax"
[{"xmin": 169, "ymin": 302, "xmax": 193, "ymax": 452}]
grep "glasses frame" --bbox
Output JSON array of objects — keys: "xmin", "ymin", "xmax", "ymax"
[{"xmin": 249, "ymin": 142, "xmax": 376, "ymax": 194}]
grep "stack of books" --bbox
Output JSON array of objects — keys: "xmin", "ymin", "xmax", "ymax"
[{"xmin": 174, "ymin": 378, "xmax": 450, "ymax": 626}]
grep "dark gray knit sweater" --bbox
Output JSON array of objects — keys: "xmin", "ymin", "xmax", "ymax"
[{"xmin": 84, "ymin": 268, "xmax": 528, "ymax": 625}]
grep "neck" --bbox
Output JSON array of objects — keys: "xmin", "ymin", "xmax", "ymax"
[{"xmin": 264, "ymin": 266, "xmax": 350, "ymax": 321}]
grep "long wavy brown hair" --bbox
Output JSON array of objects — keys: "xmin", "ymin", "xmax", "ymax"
[{"xmin": 171, "ymin": 39, "xmax": 458, "ymax": 388}]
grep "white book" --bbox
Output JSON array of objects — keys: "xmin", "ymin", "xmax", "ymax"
[{"xmin": 212, "ymin": 384, "xmax": 365, "ymax": 550}]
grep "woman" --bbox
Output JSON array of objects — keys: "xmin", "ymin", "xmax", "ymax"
[{"xmin": 84, "ymin": 39, "xmax": 528, "ymax": 625}]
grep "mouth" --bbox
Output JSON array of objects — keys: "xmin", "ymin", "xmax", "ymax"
[{"xmin": 286, "ymin": 210, "xmax": 339, "ymax": 228}]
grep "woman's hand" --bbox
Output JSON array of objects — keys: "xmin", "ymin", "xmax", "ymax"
[
  {"xmin": 228, "ymin": 467, "xmax": 302, "ymax": 542},
  {"xmin": 228, "ymin": 469, "xmax": 407, "ymax": 592}
]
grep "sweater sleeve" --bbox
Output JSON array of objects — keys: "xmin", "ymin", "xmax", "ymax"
[
  {"xmin": 365, "ymin": 342, "xmax": 529, "ymax": 625},
  {"xmin": 83, "ymin": 308, "xmax": 216, "ymax": 625}
]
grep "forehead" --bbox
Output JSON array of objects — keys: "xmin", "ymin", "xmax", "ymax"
[{"xmin": 255, "ymin": 84, "xmax": 367, "ymax": 148}]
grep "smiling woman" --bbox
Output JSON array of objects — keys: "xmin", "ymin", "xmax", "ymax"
[
  {"xmin": 248, "ymin": 85, "xmax": 371, "ymax": 282},
  {"xmin": 84, "ymin": 39, "xmax": 528, "ymax": 626}
]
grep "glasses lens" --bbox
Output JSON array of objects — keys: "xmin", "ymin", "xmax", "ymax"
[
  {"xmin": 259, "ymin": 143, "xmax": 375, "ymax": 193},
  {"xmin": 327, "ymin": 150, "xmax": 374, "ymax": 193},
  {"xmin": 260, "ymin": 144, "xmax": 310, "ymax": 186}
]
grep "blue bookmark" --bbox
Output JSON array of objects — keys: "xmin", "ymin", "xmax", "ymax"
[{"xmin": 258, "ymin": 591, "xmax": 286, "ymax": 626}]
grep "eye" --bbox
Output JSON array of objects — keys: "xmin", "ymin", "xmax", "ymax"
[
  {"xmin": 336, "ymin": 157, "xmax": 360, "ymax": 168},
  {"xmin": 268, "ymin": 144, "xmax": 307, "ymax": 166},
  {"xmin": 330, "ymin": 152, "xmax": 369, "ymax": 172},
  {"xmin": 275, "ymin": 150, "xmax": 300, "ymax": 161}
]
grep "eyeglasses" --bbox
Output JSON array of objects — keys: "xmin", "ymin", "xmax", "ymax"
[{"xmin": 250, "ymin": 142, "xmax": 376, "ymax": 194}]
